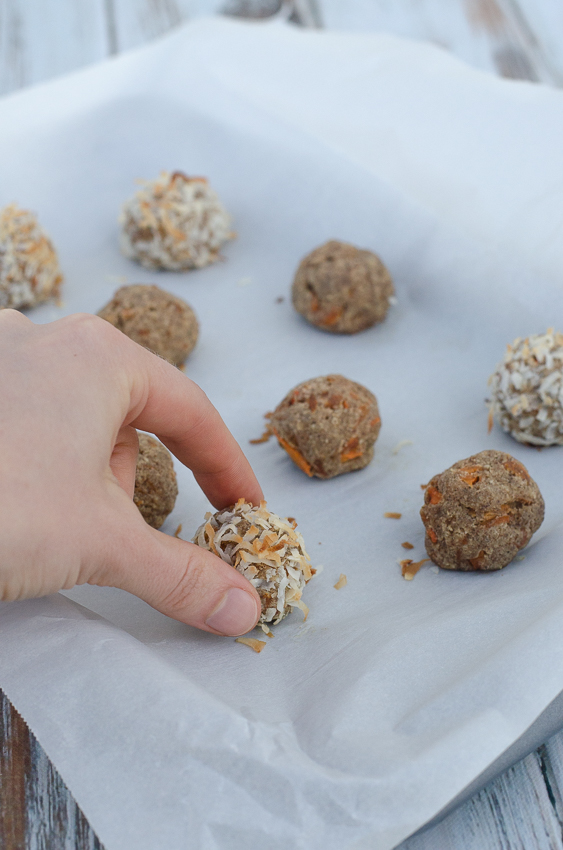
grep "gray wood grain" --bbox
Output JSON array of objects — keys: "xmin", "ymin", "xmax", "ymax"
[{"xmin": 0, "ymin": 688, "xmax": 104, "ymax": 850}]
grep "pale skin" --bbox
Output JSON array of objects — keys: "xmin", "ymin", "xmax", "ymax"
[{"xmin": 0, "ymin": 309, "xmax": 263, "ymax": 636}]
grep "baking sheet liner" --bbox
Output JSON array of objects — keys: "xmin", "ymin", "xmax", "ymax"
[{"xmin": 1, "ymin": 18, "xmax": 563, "ymax": 849}]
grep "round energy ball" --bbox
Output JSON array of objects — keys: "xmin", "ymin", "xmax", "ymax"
[
  {"xmin": 488, "ymin": 330, "xmax": 563, "ymax": 445},
  {"xmin": 133, "ymin": 433, "xmax": 178, "ymax": 529},
  {"xmin": 0, "ymin": 204, "xmax": 63, "ymax": 309},
  {"xmin": 193, "ymin": 499, "xmax": 314, "ymax": 629},
  {"xmin": 291, "ymin": 240, "xmax": 395, "ymax": 334},
  {"xmin": 119, "ymin": 171, "xmax": 234, "ymax": 270},
  {"xmin": 420, "ymin": 449, "xmax": 544, "ymax": 572},
  {"xmin": 270, "ymin": 374, "xmax": 381, "ymax": 479},
  {"xmin": 97, "ymin": 284, "xmax": 199, "ymax": 366}
]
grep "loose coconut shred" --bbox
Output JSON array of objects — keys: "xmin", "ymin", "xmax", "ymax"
[{"xmin": 193, "ymin": 499, "xmax": 314, "ymax": 632}]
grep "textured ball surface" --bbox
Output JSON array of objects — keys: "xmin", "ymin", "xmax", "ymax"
[
  {"xmin": 489, "ymin": 330, "xmax": 563, "ymax": 445},
  {"xmin": 270, "ymin": 374, "xmax": 381, "ymax": 479},
  {"xmin": 292, "ymin": 240, "xmax": 394, "ymax": 334},
  {"xmin": 119, "ymin": 171, "xmax": 234, "ymax": 270},
  {"xmin": 134, "ymin": 433, "xmax": 178, "ymax": 529},
  {"xmin": 193, "ymin": 499, "xmax": 314, "ymax": 628},
  {"xmin": 0, "ymin": 204, "xmax": 63, "ymax": 309},
  {"xmin": 420, "ymin": 449, "xmax": 544, "ymax": 572},
  {"xmin": 98, "ymin": 284, "xmax": 199, "ymax": 366}
]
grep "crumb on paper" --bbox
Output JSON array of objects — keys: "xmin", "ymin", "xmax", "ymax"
[
  {"xmin": 237, "ymin": 276, "xmax": 252, "ymax": 287},
  {"xmin": 174, "ymin": 523, "xmax": 182, "ymax": 538},
  {"xmin": 488, "ymin": 408, "xmax": 494, "ymax": 434},
  {"xmin": 517, "ymin": 555, "xmax": 526, "ymax": 561},
  {"xmin": 334, "ymin": 573, "xmax": 347, "ymax": 590},
  {"xmin": 235, "ymin": 637, "xmax": 266, "ymax": 653},
  {"xmin": 400, "ymin": 558, "xmax": 430, "ymax": 580},
  {"xmin": 384, "ymin": 512, "xmax": 402, "ymax": 519},
  {"xmin": 276, "ymin": 296, "xmax": 285, "ymax": 303},
  {"xmin": 392, "ymin": 439, "xmax": 413, "ymax": 455},
  {"xmin": 401, "ymin": 541, "xmax": 414, "ymax": 550},
  {"xmin": 249, "ymin": 424, "xmax": 273, "ymax": 445},
  {"xmin": 430, "ymin": 565, "xmax": 440, "ymax": 574}
]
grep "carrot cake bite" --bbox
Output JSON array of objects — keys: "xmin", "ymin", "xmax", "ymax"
[
  {"xmin": 292, "ymin": 240, "xmax": 394, "ymax": 334},
  {"xmin": 119, "ymin": 171, "xmax": 234, "ymax": 270},
  {"xmin": 0, "ymin": 204, "xmax": 63, "ymax": 309},
  {"xmin": 488, "ymin": 330, "xmax": 563, "ymax": 445},
  {"xmin": 98, "ymin": 283, "xmax": 198, "ymax": 366},
  {"xmin": 420, "ymin": 449, "xmax": 544, "ymax": 571},
  {"xmin": 134, "ymin": 433, "xmax": 178, "ymax": 529},
  {"xmin": 193, "ymin": 499, "xmax": 314, "ymax": 629},
  {"xmin": 269, "ymin": 374, "xmax": 381, "ymax": 479}
]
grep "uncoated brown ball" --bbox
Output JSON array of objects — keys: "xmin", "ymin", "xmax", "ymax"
[
  {"xmin": 134, "ymin": 433, "xmax": 178, "ymax": 529},
  {"xmin": 270, "ymin": 374, "xmax": 381, "ymax": 479},
  {"xmin": 291, "ymin": 240, "xmax": 394, "ymax": 334},
  {"xmin": 420, "ymin": 449, "xmax": 544, "ymax": 572},
  {"xmin": 98, "ymin": 284, "xmax": 199, "ymax": 366}
]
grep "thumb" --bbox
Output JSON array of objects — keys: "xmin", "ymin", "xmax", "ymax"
[{"xmin": 87, "ymin": 501, "xmax": 262, "ymax": 636}]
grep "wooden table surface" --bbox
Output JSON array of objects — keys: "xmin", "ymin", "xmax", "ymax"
[{"xmin": 1, "ymin": 2, "xmax": 563, "ymax": 848}]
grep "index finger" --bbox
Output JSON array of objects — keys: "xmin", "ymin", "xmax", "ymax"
[{"xmin": 123, "ymin": 338, "xmax": 264, "ymax": 510}]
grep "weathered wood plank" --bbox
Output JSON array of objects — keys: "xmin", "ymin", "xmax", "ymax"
[
  {"xmin": 400, "ymin": 750, "xmax": 563, "ymax": 850},
  {"xmin": 0, "ymin": 689, "xmax": 104, "ymax": 850},
  {"xmin": 0, "ymin": 690, "xmax": 103, "ymax": 850},
  {"xmin": 319, "ymin": 0, "xmax": 558, "ymax": 84},
  {"xmin": 506, "ymin": 0, "xmax": 563, "ymax": 85},
  {"xmin": 0, "ymin": 0, "xmax": 109, "ymax": 96}
]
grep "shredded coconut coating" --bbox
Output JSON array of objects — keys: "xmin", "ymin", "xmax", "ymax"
[
  {"xmin": 119, "ymin": 171, "xmax": 234, "ymax": 271},
  {"xmin": 0, "ymin": 204, "xmax": 63, "ymax": 309},
  {"xmin": 193, "ymin": 499, "xmax": 314, "ymax": 629},
  {"xmin": 489, "ymin": 330, "xmax": 563, "ymax": 445}
]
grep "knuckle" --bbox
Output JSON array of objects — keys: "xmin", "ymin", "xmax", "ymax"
[{"xmin": 159, "ymin": 548, "xmax": 208, "ymax": 616}]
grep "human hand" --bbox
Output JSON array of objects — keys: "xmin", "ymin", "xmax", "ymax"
[{"xmin": 0, "ymin": 310, "xmax": 263, "ymax": 635}]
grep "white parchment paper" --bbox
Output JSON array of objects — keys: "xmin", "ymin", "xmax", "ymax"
[{"xmin": 1, "ymin": 18, "xmax": 563, "ymax": 850}]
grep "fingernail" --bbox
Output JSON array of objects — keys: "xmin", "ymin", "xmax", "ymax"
[{"xmin": 205, "ymin": 587, "xmax": 260, "ymax": 636}]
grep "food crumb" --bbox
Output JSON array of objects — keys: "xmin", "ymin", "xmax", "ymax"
[
  {"xmin": 401, "ymin": 541, "xmax": 414, "ymax": 550},
  {"xmin": 334, "ymin": 573, "xmax": 347, "ymax": 590},
  {"xmin": 249, "ymin": 425, "xmax": 273, "ymax": 445},
  {"xmin": 235, "ymin": 637, "xmax": 267, "ymax": 653},
  {"xmin": 516, "ymin": 555, "xmax": 526, "ymax": 561},
  {"xmin": 276, "ymin": 296, "xmax": 285, "ymax": 303},
  {"xmin": 400, "ymin": 558, "xmax": 430, "ymax": 580},
  {"xmin": 430, "ymin": 565, "xmax": 440, "ymax": 574},
  {"xmin": 174, "ymin": 523, "xmax": 182, "ymax": 538},
  {"xmin": 384, "ymin": 512, "xmax": 402, "ymax": 519}
]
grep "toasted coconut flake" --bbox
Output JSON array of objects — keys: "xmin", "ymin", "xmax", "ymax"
[
  {"xmin": 384, "ymin": 512, "xmax": 402, "ymax": 519},
  {"xmin": 193, "ymin": 499, "xmax": 314, "ymax": 627},
  {"xmin": 401, "ymin": 558, "xmax": 430, "ymax": 580},
  {"xmin": 401, "ymin": 542, "xmax": 414, "ymax": 550},
  {"xmin": 249, "ymin": 425, "xmax": 273, "ymax": 445},
  {"xmin": 235, "ymin": 637, "xmax": 266, "ymax": 653},
  {"xmin": 334, "ymin": 573, "xmax": 347, "ymax": 589}
]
